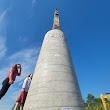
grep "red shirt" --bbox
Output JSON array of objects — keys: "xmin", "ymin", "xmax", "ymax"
[{"xmin": 7, "ymin": 66, "xmax": 18, "ymax": 81}]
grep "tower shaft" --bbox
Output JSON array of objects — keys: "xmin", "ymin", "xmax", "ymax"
[{"xmin": 23, "ymin": 9, "xmax": 85, "ymax": 110}]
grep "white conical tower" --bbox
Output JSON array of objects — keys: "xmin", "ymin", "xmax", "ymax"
[{"xmin": 23, "ymin": 9, "xmax": 85, "ymax": 110}]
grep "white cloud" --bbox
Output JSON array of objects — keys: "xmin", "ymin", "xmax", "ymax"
[
  {"xmin": 0, "ymin": 7, "xmax": 40, "ymax": 110},
  {"xmin": 0, "ymin": 47, "xmax": 40, "ymax": 84},
  {"xmin": 0, "ymin": 9, "xmax": 7, "ymax": 30},
  {"xmin": 0, "ymin": 46, "xmax": 40, "ymax": 110},
  {"xmin": 0, "ymin": 8, "xmax": 9, "ymax": 34},
  {"xmin": 0, "ymin": 38, "xmax": 7, "ymax": 60},
  {"xmin": 0, "ymin": 8, "xmax": 9, "ymax": 60},
  {"xmin": 8, "ymin": 47, "xmax": 40, "ymax": 82}
]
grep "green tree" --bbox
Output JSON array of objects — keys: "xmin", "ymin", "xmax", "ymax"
[
  {"xmin": 86, "ymin": 94, "xmax": 95, "ymax": 105},
  {"xmin": 94, "ymin": 98, "xmax": 102, "ymax": 104},
  {"xmin": 85, "ymin": 94, "xmax": 106, "ymax": 110}
]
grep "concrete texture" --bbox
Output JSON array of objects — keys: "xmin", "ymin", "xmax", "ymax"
[{"xmin": 23, "ymin": 29, "xmax": 85, "ymax": 110}]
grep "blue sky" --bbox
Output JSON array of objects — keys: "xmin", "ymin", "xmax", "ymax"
[{"xmin": 0, "ymin": 0, "xmax": 110, "ymax": 109}]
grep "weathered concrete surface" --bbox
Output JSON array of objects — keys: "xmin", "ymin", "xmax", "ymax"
[{"xmin": 23, "ymin": 30, "xmax": 85, "ymax": 110}]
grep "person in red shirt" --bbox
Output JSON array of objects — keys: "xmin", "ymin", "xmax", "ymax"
[{"xmin": 0, "ymin": 64, "xmax": 22, "ymax": 100}]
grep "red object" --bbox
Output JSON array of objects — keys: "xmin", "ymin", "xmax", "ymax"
[
  {"xmin": 16, "ymin": 91, "xmax": 28, "ymax": 106},
  {"xmin": 7, "ymin": 66, "xmax": 18, "ymax": 81}
]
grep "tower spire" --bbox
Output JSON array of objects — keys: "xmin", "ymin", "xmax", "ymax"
[{"xmin": 52, "ymin": 8, "xmax": 60, "ymax": 30}]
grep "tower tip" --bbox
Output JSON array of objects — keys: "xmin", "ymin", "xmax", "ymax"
[{"xmin": 52, "ymin": 9, "xmax": 60, "ymax": 30}]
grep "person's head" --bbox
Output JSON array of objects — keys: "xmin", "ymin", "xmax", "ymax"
[
  {"xmin": 28, "ymin": 73, "xmax": 33, "ymax": 79},
  {"xmin": 15, "ymin": 64, "xmax": 21, "ymax": 69}
]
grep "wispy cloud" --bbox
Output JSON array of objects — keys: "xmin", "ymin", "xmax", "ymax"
[
  {"xmin": 0, "ymin": 7, "xmax": 41, "ymax": 109},
  {"xmin": 8, "ymin": 47, "xmax": 40, "ymax": 82},
  {"xmin": 0, "ymin": 47, "xmax": 40, "ymax": 109},
  {"xmin": 0, "ymin": 38, "xmax": 7, "ymax": 60},
  {"xmin": 0, "ymin": 47, "xmax": 40, "ymax": 84},
  {"xmin": 0, "ymin": 8, "xmax": 9, "ymax": 60},
  {"xmin": 0, "ymin": 9, "xmax": 8, "ymax": 32}
]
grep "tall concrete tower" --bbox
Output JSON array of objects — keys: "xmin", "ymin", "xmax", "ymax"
[{"xmin": 23, "ymin": 9, "xmax": 85, "ymax": 110}]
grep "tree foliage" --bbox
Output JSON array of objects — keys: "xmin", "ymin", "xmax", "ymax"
[
  {"xmin": 85, "ymin": 94, "xmax": 110, "ymax": 110},
  {"xmin": 86, "ymin": 94, "xmax": 95, "ymax": 105}
]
